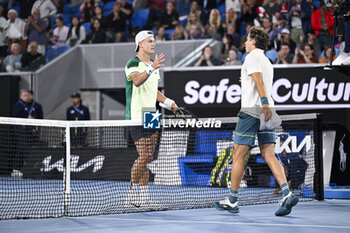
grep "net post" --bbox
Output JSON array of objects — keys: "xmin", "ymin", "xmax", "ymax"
[
  {"xmin": 64, "ymin": 123, "xmax": 71, "ymax": 216},
  {"xmin": 314, "ymin": 113, "xmax": 324, "ymax": 200}
]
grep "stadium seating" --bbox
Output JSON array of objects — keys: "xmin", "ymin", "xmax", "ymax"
[{"xmin": 131, "ymin": 9, "xmax": 150, "ymax": 28}]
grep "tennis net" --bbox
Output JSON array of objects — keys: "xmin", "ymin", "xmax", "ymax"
[{"xmin": 0, "ymin": 113, "xmax": 323, "ymax": 219}]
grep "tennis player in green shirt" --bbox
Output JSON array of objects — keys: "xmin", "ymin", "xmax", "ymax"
[{"xmin": 124, "ymin": 30, "xmax": 178, "ymax": 209}]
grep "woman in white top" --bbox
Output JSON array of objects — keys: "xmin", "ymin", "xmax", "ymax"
[
  {"xmin": 66, "ymin": 16, "xmax": 86, "ymax": 47},
  {"xmin": 50, "ymin": 16, "xmax": 69, "ymax": 48},
  {"xmin": 3, "ymin": 43, "xmax": 22, "ymax": 72}
]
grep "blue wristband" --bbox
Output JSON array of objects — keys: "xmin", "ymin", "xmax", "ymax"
[{"xmin": 261, "ymin": 97, "xmax": 269, "ymax": 105}]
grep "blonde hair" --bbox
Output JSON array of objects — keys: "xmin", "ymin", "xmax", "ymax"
[
  {"xmin": 209, "ymin": 9, "xmax": 221, "ymax": 29},
  {"xmin": 226, "ymin": 8, "xmax": 237, "ymax": 25}
]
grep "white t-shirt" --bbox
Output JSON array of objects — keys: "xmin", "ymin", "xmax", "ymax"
[{"xmin": 240, "ymin": 48, "xmax": 274, "ymax": 118}]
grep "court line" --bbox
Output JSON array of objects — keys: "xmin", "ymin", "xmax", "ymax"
[{"xmin": 79, "ymin": 217, "xmax": 350, "ymax": 229}]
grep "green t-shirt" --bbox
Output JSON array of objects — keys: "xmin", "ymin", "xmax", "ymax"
[{"xmin": 125, "ymin": 56, "xmax": 160, "ymax": 121}]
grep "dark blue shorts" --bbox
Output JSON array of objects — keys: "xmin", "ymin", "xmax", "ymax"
[{"xmin": 234, "ymin": 112, "xmax": 276, "ymax": 146}]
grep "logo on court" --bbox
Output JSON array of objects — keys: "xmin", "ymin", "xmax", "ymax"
[{"xmin": 143, "ymin": 110, "xmax": 162, "ymax": 129}]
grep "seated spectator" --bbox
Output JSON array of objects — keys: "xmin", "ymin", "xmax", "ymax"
[
  {"xmin": 105, "ymin": 2, "xmax": 126, "ymax": 42},
  {"xmin": 300, "ymin": 31, "xmax": 321, "ymax": 57},
  {"xmin": 32, "ymin": 0, "xmax": 57, "ymax": 19},
  {"xmin": 236, "ymin": 1, "xmax": 256, "ymax": 34},
  {"xmin": 155, "ymin": 25, "xmax": 170, "ymax": 41},
  {"xmin": 319, "ymin": 46, "xmax": 335, "ymax": 64},
  {"xmin": 190, "ymin": 0, "xmax": 207, "ymax": 27},
  {"xmin": 160, "ymin": 1, "xmax": 179, "ymax": 29},
  {"xmin": 5, "ymin": 9, "xmax": 27, "ymax": 54},
  {"xmin": 222, "ymin": 8, "xmax": 237, "ymax": 33},
  {"xmin": 177, "ymin": 0, "xmax": 193, "ymax": 19},
  {"xmin": 94, "ymin": 6, "xmax": 108, "ymax": 29},
  {"xmin": 185, "ymin": 12, "xmax": 205, "ymax": 38},
  {"xmin": 226, "ymin": 23, "xmax": 240, "ymax": 49},
  {"xmin": 21, "ymin": 41, "xmax": 46, "ymax": 71},
  {"xmin": 188, "ymin": 24, "xmax": 202, "ymax": 39},
  {"xmin": 50, "ymin": 16, "xmax": 69, "ymax": 48},
  {"xmin": 80, "ymin": 0, "xmax": 98, "ymax": 23},
  {"xmin": 119, "ymin": 0, "xmax": 133, "ymax": 20},
  {"xmin": 83, "ymin": 18, "xmax": 106, "ymax": 44},
  {"xmin": 293, "ymin": 44, "xmax": 319, "ymax": 63},
  {"xmin": 52, "ymin": 0, "xmax": 64, "ymax": 14},
  {"xmin": 277, "ymin": 28, "xmax": 296, "ymax": 54},
  {"xmin": 0, "ymin": 3, "xmax": 7, "ymax": 58},
  {"xmin": 254, "ymin": 7, "xmax": 268, "ymax": 27},
  {"xmin": 263, "ymin": 0, "xmax": 281, "ymax": 22},
  {"xmin": 172, "ymin": 24, "xmax": 188, "ymax": 40},
  {"xmin": 3, "ymin": 43, "xmax": 22, "ymax": 72},
  {"xmin": 275, "ymin": 43, "xmax": 293, "ymax": 64},
  {"xmin": 223, "ymin": 48, "xmax": 242, "ymax": 65},
  {"xmin": 67, "ymin": 16, "xmax": 86, "ymax": 47},
  {"xmin": 146, "ymin": 0, "xmax": 166, "ymax": 29},
  {"xmin": 43, "ymin": 16, "xmax": 53, "ymax": 45},
  {"xmin": 25, "ymin": 9, "xmax": 47, "ymax": 55},
  {"xmin": 219, "ymin": 34, "xmax": 233, "ymax": 63},
  {"xmin": 206, "ymin": 9, "xmax": 223, "ymax": 36},
  {"xmin": 205, "ymin": 24, "xmax": 221, "ymax": 41},
  {"xmin": 239, "ymin": 22, "xmax": 254, "ymax": 52},
  {"xmin": 194, "ymin": 45, "xmax": 220, "ymax": 66},
  {"xmin": 311, "ymin": 1, "xmax": 334, "ymax": 51},
  {"xmin": 226, "ymin": 0, "xmax": 241, "ymax": 14}
]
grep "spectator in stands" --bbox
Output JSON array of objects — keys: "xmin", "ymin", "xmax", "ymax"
[
  {"xmin": 0, "ymin": 3, "xmax": 8, "ymax": 58},
  {"xmin": 219, "ymin": 33, "xmax": 233, "ymax": 63},
  {"xmin": 26, "ymin": 89, "xmax": 43, "ymax": 119},
  {"xmin": 43, "ymin": 16, "xmax": 53, "ymax": 45},
  {"xmin": 21, "ymin": 41, "xmax": 46, "ymax": 71},
  {"xmin": 206, "ymin": 9, "xmax": 223, "ymax": 36},
  {"xmin": 185, "ymin": 12, "xmax": 205, "ymax": 38},
  {"xmin": 32, "ymin": 0, "xmax": 57, "ymax": 19},
  {"xmin": 93, "ymin": 6, "xmax": 107, "ymax": 29},
  {"xmin": 194, "ymin": 45, "xmax": 220, "ymax": 66},
  {"xmin": 288, "ymin": 0, "xmax": 311, "ymax": 44},
  {"xmin": 319, "ymin": 46, "xmax": 335, "ymax": 64},
  {"xmin": 119, "ymin": 0, "xmax": 133, "ymax": 20},
  {"xmin": 197, "ymin": 0, "xmax": 217, "ymax": 12},
  {"xmin": 155, "ymin": 25, "xmax": 170, "ymax": 41},
  {"xmin": 226, "ymin": 0, "xmax": 241, "ymax": 14},
  {"xmin": 263, "ymin": 0, "xmax": 281, "ymax": 22},
  {"xmin": 177, "ymin": 0, "xmax": 193, "ymax": 19},
  {"xmin": 239, "ymin": 22, "xmax": 254, "ymax": 52},
  {"xmin": 275, "ymin": 43, "xmax": 293, "ymax": 64},
  {"xmin": 159, "ymin": 1, "xmax": 179, "ymax": 29},
  {"xmin": 3, "ymin": 43, "xmax": 22, "ymax": 72},
  {"xmin": 105, "ymin": 2, "xmax": 126, "ymax": 42},
  {"xmin": 83, "ymin": 18, "xmax": 106, "ymax": 44},
  {"xmin": 311, "ymin": 0, "xmax": 334, "ymax": 51},
  {"xmin": 277, "ymin": 28, "xmax": 296, "ymax": 54},
  {"xmin": 80, "ymin": 0, "xmax": 98, "ymax": 23},
  {"xmin": 146, "ymin": 0, "xmax": 166, "ymax": 29},
  {"xmin": 67, "ymin": 16, "xmax": 86, "ymax": 47},
  {"xmin": 254, "ymin": 6, "xmax": 268, "ymax": 27},
  {"xmin": 293, "ymin": 44, "xmax": 319, "ymax": 63},
  {"xmin": 25, "ymin": 9, "xmax": 47, "ymax": 55},
  {"xmin": 19, "ymin": 0, "xmax": 35, "ymax": 19},
  {"xmin": 223, "ymin": 48, "xmax": 242, "ymax": 65},
  {"xmin": 172, "ymin": 24, "xmax": 188, "ymax": 40},
  {"xmin": 262, "ymin": 16, "xmax": 272, "ymax": 34},
  {"xmin": 190, "ymin": 0, "xmax": 207, "ymax": 27},
  {"xmin": 188, "ymin": 23, "xmax": 202, "ymax": 39},
  {"xmin": 5, "ymin": 9, "xmax": 26, "ymax": 54},
  {"xmin": 300, "ymin": 31, "xmax": 321, "ymax": 57},
  {"xmin": 50, "ymin": 16, "xmax": 69, "ymax": 48},
  {"xmin": 222, "ymin": 8, "xmax": 238, "ymax": 33},
  {"xmin": 226, "ymin": 23, "xmax": 240, "ymax": 49},
  {"xmin": 236, "ymin": 1, "xmax": 256, "ymax": 34},
  {"xmin": 52, "ymin": 0, "xmax": 64, "ymax": 14},
  {"xmin": 205, "ymin": 24, "xmax": 221, "ymax": 41},
  {"xmin": 66, "ymin": 92, "xmax": 90, "ymax": 148}
]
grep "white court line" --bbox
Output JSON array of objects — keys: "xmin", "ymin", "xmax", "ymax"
[{"xmin": 78, "ymin": 217, "xmax": 350, "ymax": 229}]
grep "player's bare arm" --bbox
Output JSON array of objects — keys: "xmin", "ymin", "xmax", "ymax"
[{"xmin": 251, "ymin": 72, "xmax": 272, "ymax": 122}]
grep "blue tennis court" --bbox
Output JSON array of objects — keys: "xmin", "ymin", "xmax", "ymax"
[{"xmin": 1, "ymin": 199, "xmax": 349, "ymax": 233}]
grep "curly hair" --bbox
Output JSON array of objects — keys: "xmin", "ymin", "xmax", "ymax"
[{"xmin": 249, "ymin": 26, "xmax": 270, "ymax": 51}]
